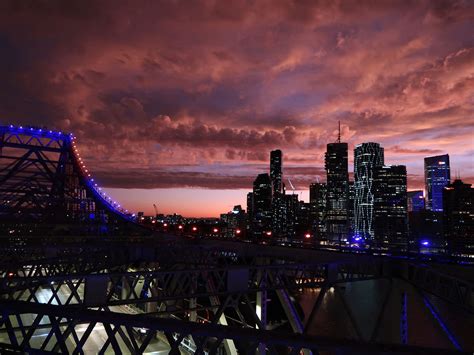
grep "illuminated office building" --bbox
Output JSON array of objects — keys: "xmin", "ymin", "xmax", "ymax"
[
  {"xmin": 407, "ymin": 190, "xmax": 425, "ymax": 212},
  {"xmin": 309, "ymin": 182, "xmax": 327, "ymax": 242},
  {"xmin": 270, "ymin": 149, "xmax": 282, "ymax": 195},
  {"xmin": 373, "ymin": 165, "xmax": 408, "ymax": 249},
  {"xmin": 424, "ymin": 154, "xmax": 450, "ymax": 212},
  {"xmin": 325, "ymin": 142, "xmax": 349, "ymax": 244},
  {"xmin": 354, "ymin": 142, "xmax": 384, "ymax": 241},
  {"xmin": 443, "ymin": 179, "xmax": 473, "ymax": 256}
]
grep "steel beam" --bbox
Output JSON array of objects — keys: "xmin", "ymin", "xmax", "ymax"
[{"xmin": 0, "ymin": 300, "xmax": 464, "ymax": 354}]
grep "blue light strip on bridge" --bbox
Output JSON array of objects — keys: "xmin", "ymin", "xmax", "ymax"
[
  {"xmin": 422, "ymin": 296, "xmax": 462, "ymax": 351},
  {"xmin": 3, "ymin": 124, "xmax": 136, "ymax": 220}
]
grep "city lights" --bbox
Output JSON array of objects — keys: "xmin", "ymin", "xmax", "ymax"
[{"xmin": 1, "ymin": 3, "xmax": 472, "ymax": 353}]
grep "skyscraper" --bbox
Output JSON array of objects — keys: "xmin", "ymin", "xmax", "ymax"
[
  {"xmin": 408, "ymin": 210, "xmax": 444, "ymax": 250},
  {"xmin": 270, "ymin": 150, "xmax": 282, "ymax": 195},
  {"xmin": 407, "ymin": 190, "xmax": 425, "ymax": 212},
  {"xmin": 247, "ymin": 192, "xmax": 253, "ymax": 224},
  {"xmin": 295, "ymin": 201, "xmax": 312, "ymax": 238},
  {"xmin": 354, "ymin": 142, "xmax": 384, "ymax": 242},
  {"xmin": 270, "ymin": 149, "xmax": 285, "ymax": 238},
  {"xmin": 220, "ymin": 205, "xmax": 246, "ymax": 238},
  {"xmin": 251, "ymin": 173, "xmax": 272, "ymax": 238},
  {"xmin": 272, "ymin": 193, "xmax": 286, "ymax": 238},
  {"xmin": 272, "ymin": 192, "xmax": 299, "ymax": 239},
  {"xmin": 283, "ymin": 193, "xmax": 299, "ymax": 238},
  {"xmin": 325, "ymin": 141, "xmax": 349, "ymax": 244},
  {"xmin": 373, "ymin": 165, "xmax": 408, "ymax": 249},
  {"xmin": 309, "ymin": 182, "xmax": 327, "ymax": 242},
  {"xmin": 425, "ymin": 154, "xmax": 450, "ymax": 212},
  {"xmin": 348, "ymin": 181, "xmax": 355, "ymax": 234},
  {"xmin": 443, "ymin": 179, "xmax": 473, "ymax": 256}
]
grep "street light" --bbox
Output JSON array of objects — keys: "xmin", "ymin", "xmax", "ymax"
[
  {"xmin": 305, "ymin": 233, "xmax": 311, "ymax": 239},
  {"xmin": 236, "ymin": 229, "xmax": 241, "ymax": 235}
]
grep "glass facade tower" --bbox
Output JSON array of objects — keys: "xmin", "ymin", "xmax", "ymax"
[
  {"xmin": 309, "ymin": 182, "xmax": 327, "ymax": 242},
  {"xmin": 354, "ymin": 142, "xmax": 384, "ymax": 241},
  {"xmin": 424, "ymin": 154, "xmax": 450, "ymax": 212},
  {"xmin": 325, "ymin": 143, "xmax": 349, "ymax": 244},
  {"xmin": 270, "ymin": 150, "xmax": 282, "ymax": 195},
  {"xmin": 251, "ymin": 173, "xmax": 272, "ymax": 238},
  {"xmin": 373, "ymin": 165, "xmax": 408, "ymax": 249}
]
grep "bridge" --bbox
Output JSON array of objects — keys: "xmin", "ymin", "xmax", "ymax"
[{"xmin": 0, "ymin": 125, "xmax": 473, "ymax": 354}]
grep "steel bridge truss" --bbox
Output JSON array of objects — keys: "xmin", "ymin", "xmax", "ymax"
[
  {"xmin": 0, "ymin": 125, "xmax": 147, "ymax": 236},
  {"xmin": 1, "ymin": 122, "xmax": 472, "ymax": 354},
  {"xmin": 0, "ymin": 243, "xmax": 472, "ymax": 354},
  {"xmin": 0, "ymin": 300, "xmax": 461, "ymax": 355}
]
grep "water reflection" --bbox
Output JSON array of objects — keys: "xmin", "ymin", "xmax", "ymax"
[{"xmin": 297, "ymin": 279, "xmax": 473, "ymax": 350}]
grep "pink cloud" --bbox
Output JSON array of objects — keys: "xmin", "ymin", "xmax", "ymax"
[{"xmin": 0, "ymin": 0, "xmax": 472, "ymax": 215}]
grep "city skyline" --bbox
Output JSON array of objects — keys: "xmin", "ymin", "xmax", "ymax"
[
  {"xmin": 108, "ymin": 140, "xmax": 466, "ymax": 217},
  {"xmin": 0, "ymin": 1, "xmax": 473, "ymax": 217},
  {"xmin": 0, "ymin": 3, "xmax": 472, "ymax": 353}
]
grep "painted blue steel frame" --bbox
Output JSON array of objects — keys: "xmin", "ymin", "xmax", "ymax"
[{"xmin": 0, "ymin": 125, "xmax": 148, "ymax": 236}]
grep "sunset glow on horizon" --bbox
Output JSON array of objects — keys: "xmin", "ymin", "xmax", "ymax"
[{"xmin": 1, "ymin": 0, "xmax": 472, "ymax": 217}]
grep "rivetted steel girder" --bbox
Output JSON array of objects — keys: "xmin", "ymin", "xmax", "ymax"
[
  {"xmin": 0, "ymin": 300, "xmax": 464, "ymax": 355},
  {"xmin": 1, "ymin": 237, "xmax": 472, "ymax": 312},
  {"xmin": 1, "ymin": 261, "xmax": 377, "ymax": 307}
]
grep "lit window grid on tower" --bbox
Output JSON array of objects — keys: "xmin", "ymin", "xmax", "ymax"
[
  {"xmin": 354, "ymin": 143, "xmax": 384, "ymax": 241},
  {"xmin": 325, "ymin": 143, "xmax": 349, "ymax": 244},
  {"xmin": 424, "ymin": 155, "xmax": 450, "ymax": 212}
]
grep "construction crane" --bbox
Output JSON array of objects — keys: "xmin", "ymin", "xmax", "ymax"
[
  {"xmin": 287, "ymin": 178, "xmax": 296, "ymax": 194},
  {"xmin": 287, "ymin": 178, "xmax": 303, "ymax": 199}
]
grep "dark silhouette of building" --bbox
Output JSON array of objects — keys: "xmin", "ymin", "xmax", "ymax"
[
  {"xmin": 443, "ymin": 179, "xmax": 473, "ymax": 256},
  {"xmin": 408, "ymin": 210, "xmax": 444, "ymax": 251},
  {"xmin": 273, "ymin": 191, "xmax": 303, "ymax": 240},
  {"xmin": 220, "ymin": 205, "xmax": 246, "ymax": 238},
  {"xmin": 407, "ymin": 190, "xmax": 425, "ymax": 212},
  {"xmin": 325, "ymin": 140, "xmax": 349, "ymax": 244},
  {"xmin": 296, "ymin": 201, "xmax": 312, "ymax": 239},
  {"xmin": 309, "ymin": 182, "xmax": 327, "ymax": 243},
  {"xmin": 270, "ymin": 149, "xmax": 282, "ymax": 195},
  {"xmin": 373, "ymin": 165, "xmax": 408, "ymax": 250},
  {"xmin": 354, "ymin": 142, "xmax": 384, "ymax": 241},
  {"xmin": 270, "ymin": 150, "xmax": 286, "ymax": 238},
  {"xmin": 251, "ymin": 173, "xmax": 272, "ymax": 238},
  {"xmin": 284, "ymin": 194, "xmax": 299, "ymax": 239},
  {"xmin": 348, "ymin": 181, "xmax": 355, "ymax": 235},
  {"xmin": 272, "ymin": 193, "xmax": 286, "ymax": 238},
  {"xmin": 246, "ymin": 192, "xmax": 254, "ymax": 234},
  {"xmin": 425, "ymin": 154, "xmax": 450, "ymax": 212}
]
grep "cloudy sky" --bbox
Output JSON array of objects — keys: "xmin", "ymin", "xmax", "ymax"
[{"xmin": 0, "ymin": 0, "xmax": 473, "ymax": 216}]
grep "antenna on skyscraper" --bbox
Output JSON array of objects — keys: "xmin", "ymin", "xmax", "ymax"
[{"xmin": 337, "ymin": 121, "xmax": 341, "ymax": 143}]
